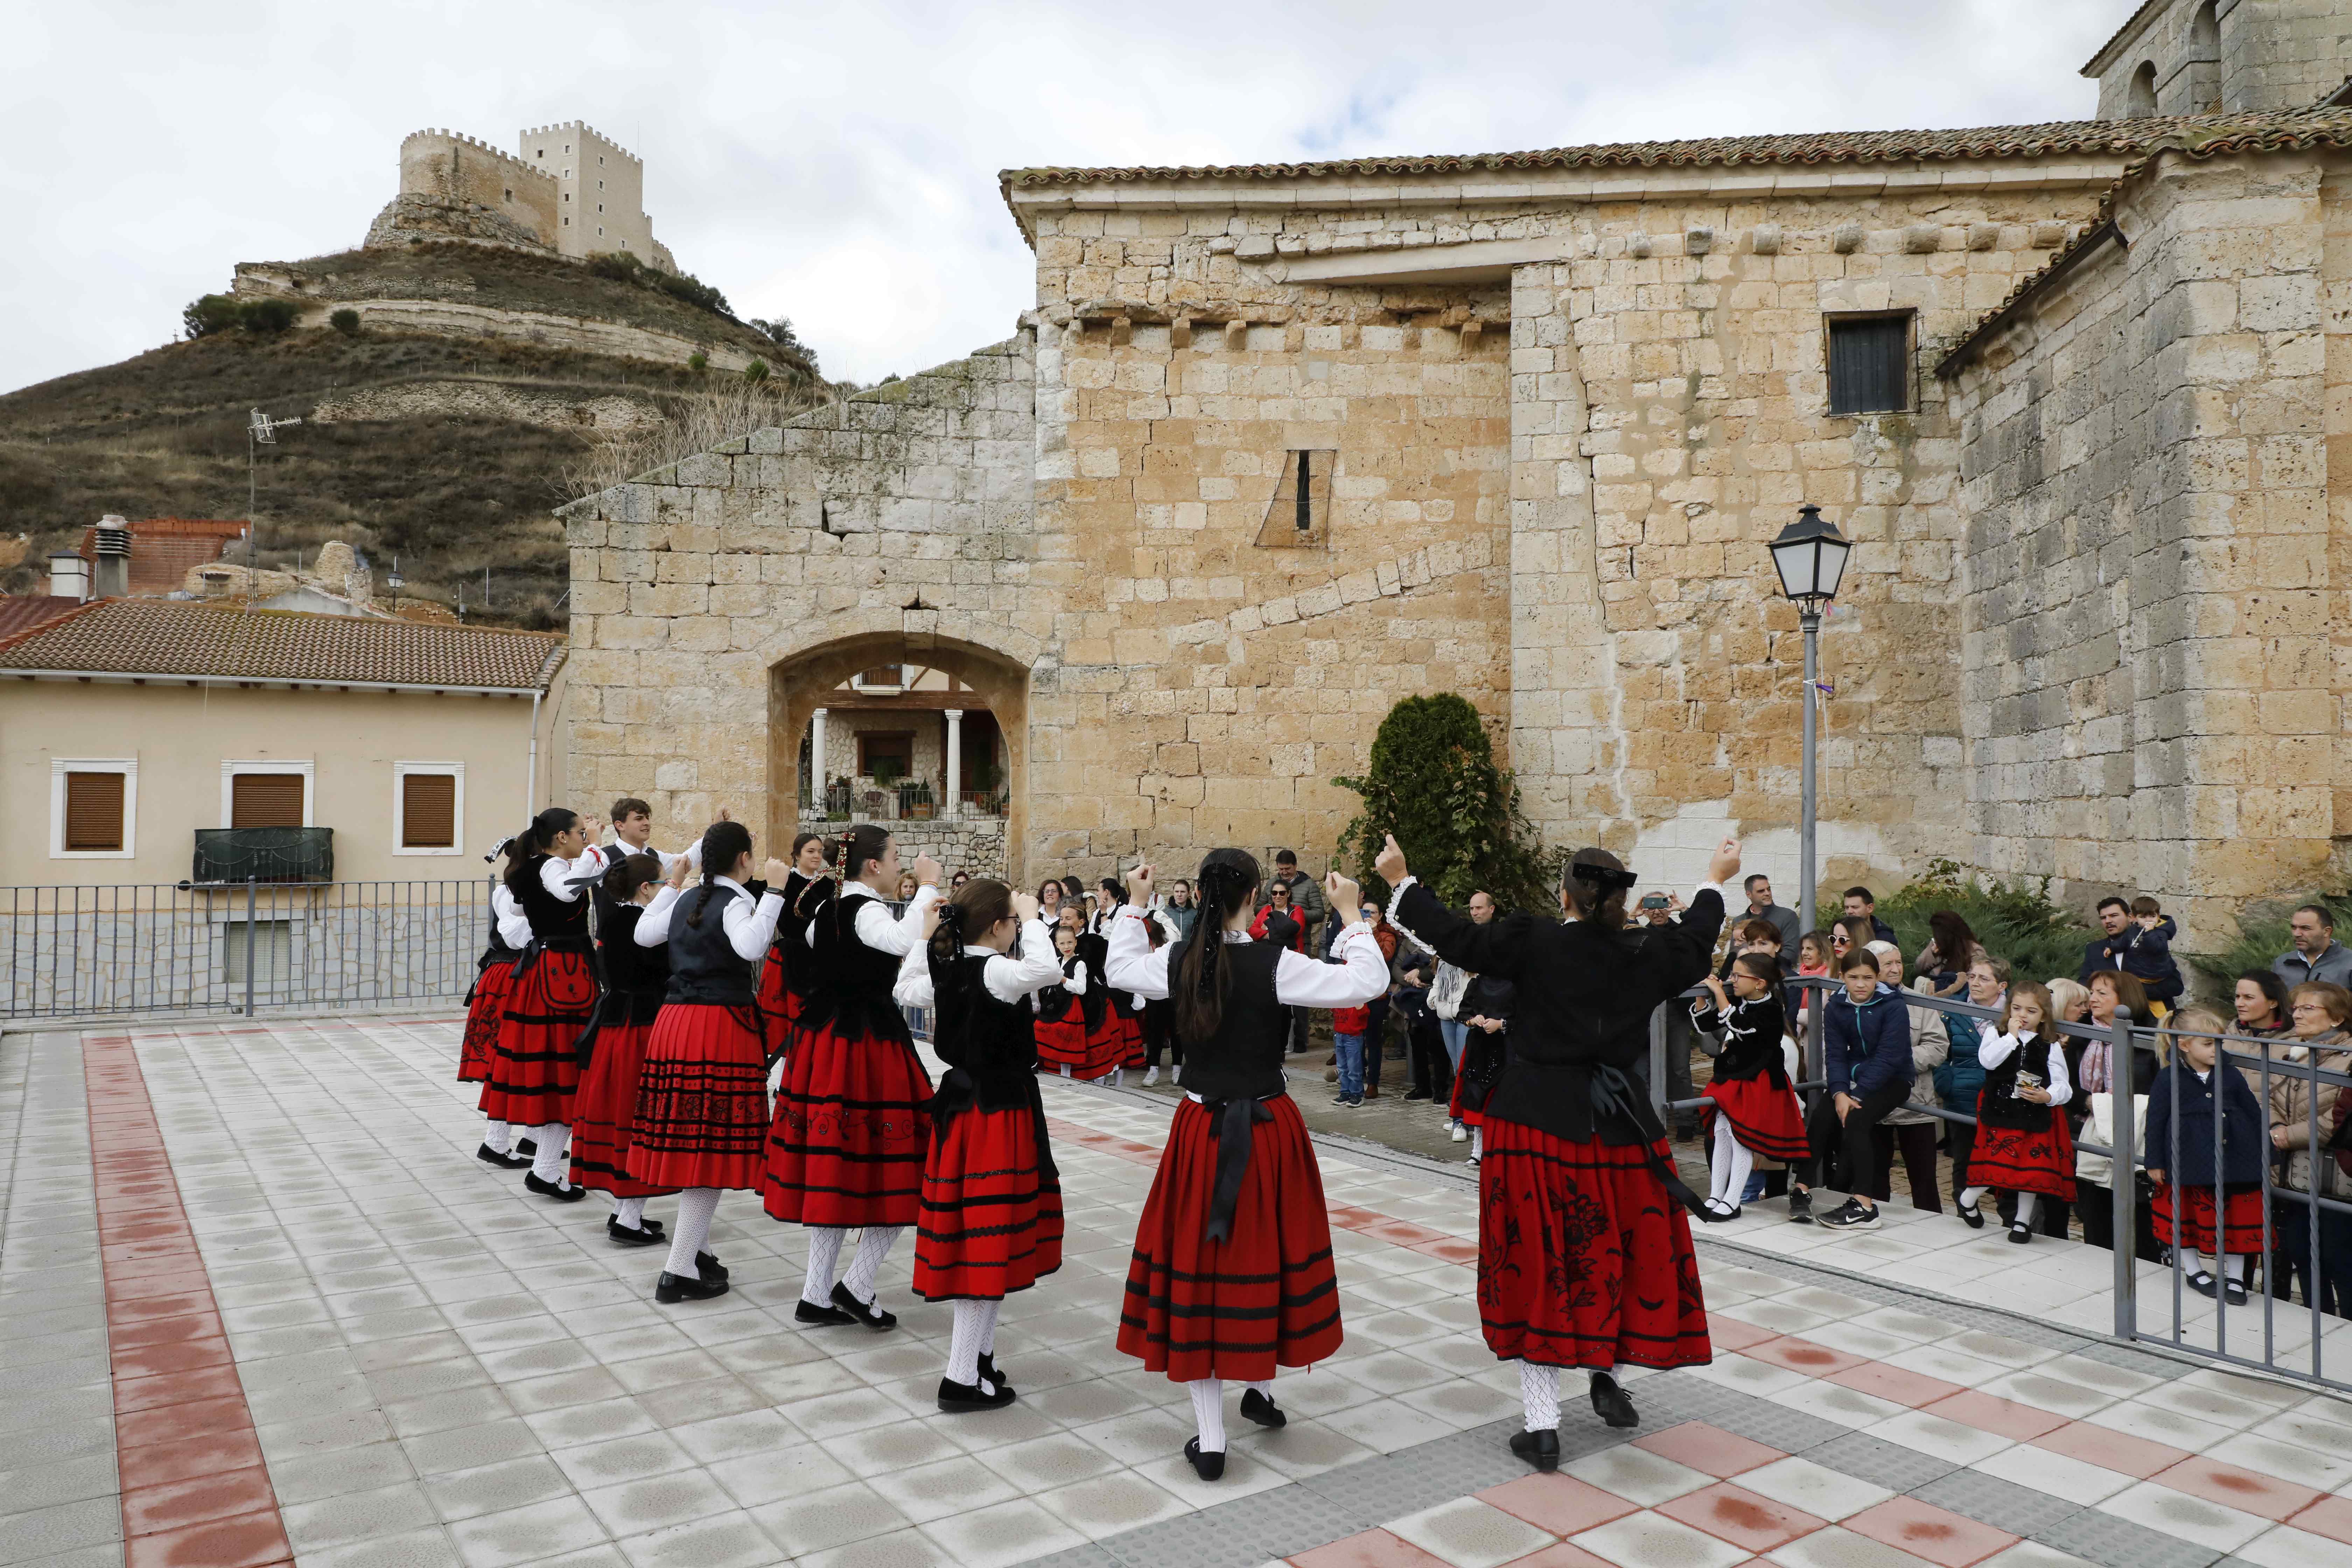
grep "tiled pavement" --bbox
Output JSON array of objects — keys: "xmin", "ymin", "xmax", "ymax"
[{"xmin": 0, "ymin": 1017, "xmax": 2347, "ymax": 1568}]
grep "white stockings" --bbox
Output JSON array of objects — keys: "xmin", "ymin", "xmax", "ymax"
[
  {"xmin": 1187, "ymin": 1378, "xmax": 1227, "ymax": 1454},
  {"xmin": 840, "ymin": 1226, "xmax": 901, "ymax": 1305},
  {"xmin": 802, "ymin": 1227, "xmax": 847, "ymax": 1306},
  {"xmin": 483, "ymin": 1120, "xmax": 512, "ymax": 1155},
  {"xmin": 1709, "ymin": 1119, "xmax": 1754, "ymax": 1206},
  {"xmin": 947, "ymin": 1300, "xmax": 1001, "ymax": 1392},
  {"xmin": 614, "ymin": 1196, "xmax": 647, "ymax": 1230},
  {"xmin": 529, "ymin": 1123, "xmax": 570, "ymax": 1186},
  {"xmin": 1518, "ymin": 1360, "xmax": 1559, "ymax": 1432},
  {"xmin": 663, "ymin": 1188, "xmax": 719, "ymax": 1277}
]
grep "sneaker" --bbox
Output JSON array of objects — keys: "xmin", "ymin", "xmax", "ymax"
[
  {"xmin": 1143, "ymin": 1066, "xmax": 1159, "ymax": 1086},
  {"xmin": 1787, "ymin": 1189, "xmax": 1814, "ymax": 1225},
  {"xmin": 1450, "ymin": 1122, "xmax": 1469, "ymax": 1143},
  {"xmin": 1819, "ymin": 1198, "xmax": 1881, "ymax": 1230}
]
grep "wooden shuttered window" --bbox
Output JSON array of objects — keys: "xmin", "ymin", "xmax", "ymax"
[
  {"xmin": 64, "ymin": 772, "xmax": 126, "ymax": 852},
  {"xmin": 1826, "ymin": 315, "xmax": 1912, "ymax": 415},
  {"xmin": 401, "ymin": 773, "xmax": 457, "ymax": 849},
  {"xmin": 230, "ymin": 772, "xmax": 305, "ymax": 828}
]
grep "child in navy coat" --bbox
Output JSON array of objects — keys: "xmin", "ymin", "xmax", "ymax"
[{"xmin": 2144, "ymin": 1009, "xmax": 2269, "ymax": 1305}]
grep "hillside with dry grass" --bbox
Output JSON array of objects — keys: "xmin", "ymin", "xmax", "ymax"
[{"xmin": 0, "ymin": 245, "xmax": 834, "ymax": 628}]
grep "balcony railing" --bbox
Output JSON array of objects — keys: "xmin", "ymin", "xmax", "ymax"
[
  {"xmin": 805, "ymin": 781, "xmax": 1005, "ymax": 823},
  {"xmin": 193, "ymin": 827, "xmax": 334, "ymax": 884}
]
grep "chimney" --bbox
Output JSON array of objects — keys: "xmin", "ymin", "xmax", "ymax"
[
  {"xmin": 91, "ymin": 515, "xmax": 131, "ymax": 599},
  {"xmin": 47, "ymin": 551, "xmax": 90, "ymax": 601}
]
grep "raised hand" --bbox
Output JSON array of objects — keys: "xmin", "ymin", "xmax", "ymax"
[
  {"xmin": 1125, "ymin": 861, "xmax": 1155, "ymax": 903},
  {"xmin": 664, "ymin": 855, "xmax": 691, "ymax": 890},
  {"xmin": 1706, "ymin": 836, "xmax": 1742, "ymax": 888},
  {"xmin": 715, "ymin": 804, "xmax": 734, "ymax": 823},
  {"xmin": 1326, "ymin": 870, "xmax": 1361, "ymax": 929},
  {"xmin": 1374, "ymin": 833, "xmax": 1408, "ymax": 886},
  {"xmin": 912, "ymin": 852, "xmax": 944, "ymax": 887},
  {"xmin": 762, "ymin": 857, "xmax": 790, "ymax": 886},
  {"xmin": 1012, "ymin": 891, "xmax": 1040, "ymax": 923},
  {"xmin": 921, "ymin": 902, "xmax": 941, "ymax": 941}
]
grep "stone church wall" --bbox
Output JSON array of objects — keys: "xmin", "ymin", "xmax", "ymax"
[{"xmin": 1948, "ymin": 149, "xmax": 2346, "ymax": 936}]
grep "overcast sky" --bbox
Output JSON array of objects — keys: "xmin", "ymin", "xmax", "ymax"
[{"xmin": 3, "ymin": 0, "xmax": 2128, "ymax": 394}]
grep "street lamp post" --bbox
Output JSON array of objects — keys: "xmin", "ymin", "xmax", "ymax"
[{"xmin": 1768, "ymin": 504, "xmax": 1852, "ymax": 937}]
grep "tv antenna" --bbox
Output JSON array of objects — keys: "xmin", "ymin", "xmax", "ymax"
[{"xmin": 246, "ymin": 407, "xmax": 303, "ymax": 597}]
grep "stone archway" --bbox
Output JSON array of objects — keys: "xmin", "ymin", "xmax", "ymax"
[{"xmin": 766, "ymin": 632, "xmax": 1032, "ymax": 885}]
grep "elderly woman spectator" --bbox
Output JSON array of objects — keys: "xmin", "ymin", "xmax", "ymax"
[
  {"xmin": 1867, "ymin": 940, "xmax": 1951, "ymax": 1213},
  {"xmin": 2268, "ymin": 982, "xmax": 2352, "ymax": 1314},
  {"xmin": 2078, "ymin": 970, "xmax": 2153, "ymax": 1095}
]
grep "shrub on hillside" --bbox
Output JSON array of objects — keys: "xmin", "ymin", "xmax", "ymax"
[
  {"xmin": 686, "ymin": 351, "xmax": 708, "ymax": 373},
  {"xmin": 329, "ymin": 308, "xmax": 361, "ymax": 336},
  {"xmin": 1879, "ymin": 858, "xmax": 2097, "ymax": 986},
  {"xmin": 182, "ymin": 294, "xmax": 241, "ymax": 339},
  {"xmin": 1335, "ymin": 693, "xmax": 1556, "ymax": 912},
  {"xmin": 743, "ymin": 358, "xmax": 769, "ymax": 384},
  {"xmin": 239, "ymin": 299, "xmax": 299, "ymax": 334},
  {"xmin": 584, "ymin": 249, "xmax": 733, "ymax": 318}
]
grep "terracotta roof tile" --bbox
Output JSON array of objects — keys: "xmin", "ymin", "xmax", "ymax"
[
  {"xmin": 1939, "ymin": 109, "xmax": 2352, "ymax": 374},
  {"xmin": 1000, "ymin": 109, "xmax": 2304, "ymax": 191},
  {"xmin": 0, "ymin": 598, "xmax": 565, "ymax": 691},
  {"xmin": 0, "ymin": 595, "xmax": 88, "ymax": 650}
]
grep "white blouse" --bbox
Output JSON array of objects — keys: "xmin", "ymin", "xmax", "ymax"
[
  {"xmin": 490, "ymin": 886, "xmax": 531, "ymax": 949},
  {"xmin": 1980, "ymin": 1031, "xmax": 2074, "ymax": 1108},
  {"xmin": 893, "ymin": 918, "xmax": 1064, "ymax": 1009},
  {"xmin": 1102, "ymin": 905, "xmax": 1388, "ymax": 1009},
  {"xmin": 634, "ymin": 876, "xmax": 784, "ymax": 960}
]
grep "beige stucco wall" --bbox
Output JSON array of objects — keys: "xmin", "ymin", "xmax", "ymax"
[{"xmin": 1, "ymin": 677, "xmax": 569, "ymax": 886}]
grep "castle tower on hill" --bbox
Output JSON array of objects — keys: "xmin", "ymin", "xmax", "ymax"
[{"xmin": 371, "ymin": 120, "xmax": 674, "ymax": 273}]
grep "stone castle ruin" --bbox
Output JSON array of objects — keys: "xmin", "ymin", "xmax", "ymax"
[
  {"xmin": 367, "ymin": 121, "xmax": 677, "ymax": 273},
  {"xmin": 560, "ymin": 0, "xmax": 2352, "ymax": 943}
]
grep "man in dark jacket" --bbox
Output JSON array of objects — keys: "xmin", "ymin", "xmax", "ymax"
[
  {"xmin": 1842, "ymin": 887, "xmax": 1897, "ymax": 945},
  {"xmin": 1788, "ymin": 949, "xmax": 1911, "ymax": 1230}
]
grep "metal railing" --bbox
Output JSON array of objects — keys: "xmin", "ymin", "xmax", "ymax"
[
  {"xmin": 1652, "ymin": 975, "xmax": 2352, "ymax": 1393},
  {"xmin": 3, "ymin": 878, "xmax": 490, "ymax": 1020}
]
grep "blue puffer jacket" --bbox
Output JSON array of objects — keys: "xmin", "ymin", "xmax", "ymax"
[
  {"xmin": 1825, "ymin": 984, "xmax": 1913, "ymax": 1098},
  {"xmin": 1937, "ymin": 1014, "xmax": 1991, "ymax": 1109}
]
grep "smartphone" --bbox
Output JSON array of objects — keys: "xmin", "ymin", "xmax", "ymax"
[{"xmin": 1639, "ymin": 894, "xmax": 1670, "ymax": 910}]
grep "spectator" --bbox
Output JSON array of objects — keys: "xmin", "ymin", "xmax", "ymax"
[
  {"xmin": 1362, "ymin": 900, "xmax": 1402, "ymax": 1098},
  {"xmin": 2077, "ymin": 895, "xmax": 2182, "ymax": 1007},
  {"xmin": 2276, "ymin": 905, "xmax": 2352, "ymax": 991},
  {"xmin": 1831, "ymin": 915, "xmax": 1875, "ymax": 967},
  {"xmin": 2075, "ymin": 1070, "xmax": 2157, "ymax": 1261},
  {"xmin": 1268, "ymin": 850, "xmax": 1327, "ymax": 946},
  {"xmin": 2077, "ymin": 969, "xmax": 2152, "ymax": 1094},
  {"xmin": 1792, "ymin": 931, "xmax": 1834, "ymax": 1038},
  {"xmin": 1740, "ymin": 874, "xmax": 1802, "ymax": 951},
  {"xmin": 1162, "ymin": 878, "xmax": 1198, "ymax": 940},
  {"xmin": 1388, "ymin": 918, "xmax": 1450, "ymax": 1109},
  {"xmin": 949, "ymin": 869, "xmax": 969, "ymax": 890},
  {"xmin": 2233, "ymin": 969, "xmax": 2290, "ymax": 1039},
  {"xmin": 2122, "ymin": 897, "xmax": 2185, "ymax": 1010},
  {"xmin": 2078, "ymin": 897, "xmax": 2133, "ymax": 982},
  {"xmin": 2268, "ymin": 982, "xmax": 2352, "ymax": 1314},
  {"xmin": 2048, "ymin": 976, "xmax": 2091, "ymax": 1029},
  {"xmin": 1451, "ymin": 974, "xmax": 1514, "ymax": 1167},
  {"xmin": 1788, "ymin": 948, "xmax": 1913, "ymax": 1229},
  {"xmin": 1940, "ymin": 955, "xmax": 2008, "ymax": 1203},
  {"xmin": 1427, "ymin": 892, "xmax": 1497, "ymax": 1095},
  {"xmin": 2145, "ymin": 1009, "xmax": 2270, "ymax": 1305},
  {"xmin": 1867, "ymin": 940, "xmax": 1950, "ymax": 1215},
  {"xmin": 1717, "ymin": 918, "xmax": 1785, "ymax": 981},
  {"xmin": 1634, "ymin": 890, "xmax": 1701, "ymax": 1137},
  {"xmin": 1251, "ymin": 882, "xmax": 1311, "ymax": 1058},
  {"xmin": 1915, "ymin": 912, "xmax": 1986, "ymax": 1000},
  {"xmin": 1842, "ymin": 887, "xmax": 1897, "ymax": 945}
]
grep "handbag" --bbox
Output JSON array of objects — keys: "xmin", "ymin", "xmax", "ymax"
[{"xmin": 1429, "ymin": 961, "xmax": 1468, "ymax": 1021}]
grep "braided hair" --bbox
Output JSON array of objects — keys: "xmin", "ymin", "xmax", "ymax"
[
  {"xmin": 503, "ymin": 807, "xmax": 579, "ymax": 898},
  {"xmin": 1172, "ymin": 848, "xmax": 1260, "ymax": 1044},
  {"xmin": 686, "ymin": 820, "xmax": 752, "ymax": 929}
]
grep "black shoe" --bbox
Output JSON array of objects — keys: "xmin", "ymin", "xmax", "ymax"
[
  {"xmin": 937, "ymin": 1375, "xmax": 1016, "ymax": 1413},
  {"xmin": 1957, "ymin": 1199, "xmax": 1984, "ymax": 1230},
  {"xmin": 516, "ymin": 1138, "xmax": 537, "ymax": 1156},
  {"xmin": 607, "ymin": 1216, "xmax": 665, "ymax": 1247},
  {"xmin": 655, "ymin": 1270, "xmax": 729, "ymax": 1303},
  {"xmin": 2187, "ymin": 1270, "xmax": 2219, "ymax": 1300},
  {"xmin": 794, "ymin": 1298, "xmax": 857, "ymax": 1326},
  {"xmin": 1183, "ymin": 1436, "xmax": 1226, "ymax": 1481},
  {"xmin": 1819, "ymin": 1198, "xmax": 1880, "ymax": 1230},
  {"xmin": 1239, "ymin": 1387, "xmax": 1286, "ymax": 1428},
  {"xmin": 524, "ymin": 1172, "xmax": 587, "ymax": 1202},
  {"xmin": 2223, "ymin": 1278, "xmax": 2250, "ymax": 1307},
  {"xmin": 1787, "ymin": 1189, "xmax": 1814, "ymax": 1225},
  {"xmin": 977, "ymin": 1353, "xmax": 1012, "ymax": 1396},
  {"xmin": 831, "ymin": 1281, "xmax": 897, "ymax": 1330},
  {"xmin": 1402, "ymin": 1089, "xmax": 1433, "ymax": 1102},
  {"xmin": 1590, "ymin": 1372, "xmax": 1639, "ymax": 1429},
  {"xmin": 476, "ymin": 1143, "xmax": 532, "ymax": 1169},
  {"xmin": 2007, "ymin": 1222, "xmax": 2034, "ymax": 1245},
  {"xmin": 1698, "ymin": 1199, "xmax": 1741, "ymax": 1224},
  {"xmin": 696, "ymin": 1252, "xmax": 727, "ymax": 1282},
  {"xmin": 1509, "ymin": 1428, "xmax": 1561, "ymax": 1470}
]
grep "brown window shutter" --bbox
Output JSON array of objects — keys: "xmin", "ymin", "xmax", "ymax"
[
  {"xmin": 231, "ymin": 772, "xmax": 306, "ymax": 828},
  {"xmin": 402, "ymin": 773, "xmax": 456, "ymax": 848},
  {"xmin": 64, "ymin": 772, "xmax": 125, "ymax": 852}
]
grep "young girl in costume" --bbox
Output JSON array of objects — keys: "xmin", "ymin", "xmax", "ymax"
[
  {"xmin": 1692, "ymin": 951, "xmax": 1807, "ymax": 1221},
  {"xmin": 1032, "ymin": 924, "xmax": 1091, "ymax": 1076},
  {"xmin": 1955, "ymin": 982, "xmax": 2074, "ymax": 1241},
  {"xmin": 891, "ymin": 880, "xmax": 1065, "ymax": 1410},
  {"xmin": 569, "ymin": 853, "xmax": 676, "ymax": 1247},
  {"xmin": 755, "ymin": 832, "xmax": 829, "ymax": 1061},
  {"xmin": 463, "ymin": 836, "xmax": 536, "ymax": 1169}
]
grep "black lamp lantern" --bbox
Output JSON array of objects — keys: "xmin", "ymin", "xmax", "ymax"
[{"xmin": 1769, "ymin": 504, "xmax": 1851, "ymax": 605}]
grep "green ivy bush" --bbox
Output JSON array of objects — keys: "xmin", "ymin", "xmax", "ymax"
[
  {"xmin": 1334, "ymin": 693, "xmax": 1556, "ymax": 912},
  {"xmin": 329, "ymin": 308, "xmax": 361, "ymax": 336}
]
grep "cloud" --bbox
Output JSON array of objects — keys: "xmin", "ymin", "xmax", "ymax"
[{"xmin": 1, "ymin": 0, "xmax": 2123, "ymax": 393}]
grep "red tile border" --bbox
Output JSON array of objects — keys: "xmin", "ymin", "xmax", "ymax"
[
  {"xmin": 2150, "ymin": 1455, "xmax": 2323, "ymax": 1523},
  {"xmin": 1842, "ymin": 1498, "xmax": 2017, "ymax": 1568},
  {"xmin": 83, "ymin": 1035, "xmax": 292, "ymax": 1567},
  {"xmin": 2028, "ymin": 1420, "xmax": 2192, "ymax": 1479}
]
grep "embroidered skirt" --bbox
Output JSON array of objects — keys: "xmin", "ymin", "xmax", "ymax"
[
  {"xmin": 1476, "ymin": 1117, "xmax": 1712, "ymax": 1371},
  {"xmin": 1034, "ymin": 1014, "xmax": 1088, "ymax": 1073},
  {"xmin": 1967, "ymin": 1102, "xmax": 2077, "ymax": 1199},
  {"xmin": 568, "ymin": 1018, "xmax": 674, "ymax": 1198},
  {"xmin": 625, "ymin": 1003, "xmax": 771, "ymax": 1191},
  {"xmin": 913, "ymin": 1105, "xmax": 1063, "ymax": 1301},
  {"xmin": 762, "ymin": 1021, "xmax": 932, "ymax": 1226},
  {"xmin": 458, "ymin": 961, "xmax": 516, "ymax": 1085},
  {"xmin": 755, "ymin": 959, "xmax": 804, "ymax": 1060},
  {"xmin": 479, "ymin": 949, "xmax": 595, "ymax": 1125},
  {"xmin": 1116, "ymin": 1094, "xmax": 1342, "ymax": 1382},
  {"xmin": 1700, "ymin": 1074, "xmax": 1811, "ymax": 1163},
  {"xmin": 2154, "ymin": 1182, "xmax": 2269, "ymax": 1255},
  {"xmin": 1076, "ymin": 1014, "xmax": 1128, "ymax": 1081}
]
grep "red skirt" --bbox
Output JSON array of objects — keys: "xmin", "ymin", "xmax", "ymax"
[
  {"xmin": 1117, "ymin": 1094, "xmax": 1342, "ymax": 1382},
  {"xmin": 1967, "ymin": 1104, "xmax": 2077, "ymax": 1199},
  {"xmin": 756, "ymin": 960, "xmax": 804, "ymax": 1059},
  {"xmin": 1035, "ymin": 1015, "xmax": 1088, "ymax": 1072},
  {"xmin": 458, "ymin": 961, "xmax": 515, "ymax": 1084},
  {"xmin": 1448, "ymin": 1066, "xmax": 1485, "ymax": 1129},
  {"xmin": 1701, "ymin": 1075, "xmax": 1809, "ymax": 1163},
  {"xmin": 1076, "ymin": 1014, "xmax": 1128, "ymax": 1081},
  {"xmin": 479, "ymin": 949, "xmax": 596, "ymax": 1125},
  {"xmin": 2155, "ymin": 1184, "xmax": 2269, "ymax": 1255},
  {"xmin": 625, "ymin": 1004, "xmax": 771, "ymax": 1191},
  {"xmin": 1118, "ymin": 1013, "xmax": 1146, "ymax": 1069},
  {"xmin": 569, "ymin": 1019, "xmax": 675, "ymax": 1198},
  {"xmin": 763, "ymin": 1021, "xmax": 932, "ymax": 1226},
  {"xmin": 1477, "ymin": 1118, "xmax": 1712, "ymax": 1371},
  {"xmin": 913, "ymin": 1106, "xmax": 1064, "ymax": 1301}
]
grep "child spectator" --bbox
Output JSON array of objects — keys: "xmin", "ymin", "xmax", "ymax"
[
  {"xmin": 1956, "ymin": 982, "xmax": 2074, "ymax": 1242},
  {"xmin": 1448, "ymin": 975, "xmax": 1513, "ymax": 1167},
  {"xmin": 1691, "ymin": 953, "xmax": 1806, "ymax": 1221},
  {"xmin": 2145, "ymin": 1009, "xmax": 2269, "ymax": 1305},
  {"xmin": 1789, "ymin": 949, "xmax": 1913, "ymax": 1229},
  {"xmin": 1331, "ymin": 997, "xmax": 1371, "ymax": 1108},
  {"xmin": 2122, "ymin": 897, "xmax": 2184, "ymax": 1011}
]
